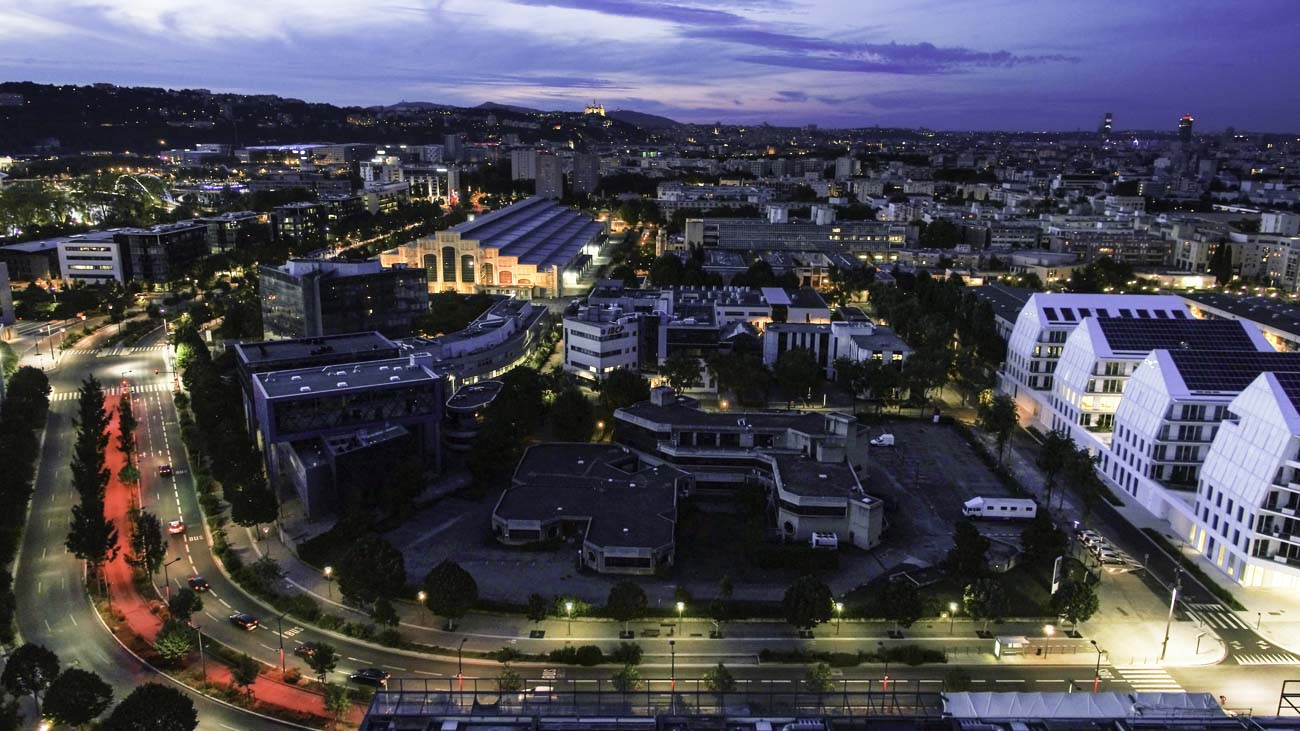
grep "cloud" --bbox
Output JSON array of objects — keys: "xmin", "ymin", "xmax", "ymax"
[
  {"xmin": 508, "ymin": 0, "xmax": 746, "ymax": 26},
  {"xmin": 772, "ymin": 90, "xmax": 808, "ymax": 103}
]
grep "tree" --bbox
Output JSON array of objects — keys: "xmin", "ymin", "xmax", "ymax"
[
  {"xmin": 707, "ymin": 352, "xmax": 770, "ymax": 406},
  {"xmin": 611, "ymin": 664, "xmax": 642, "ymax": 693},
  {"xmin": 880, "ymin": 580, "xmax": 924, "ymax": 635},
  {"xmin": 649, "ymin": 253, "xmax": 685, "ymax": 286},
  {"xmin": 1, "ymin": 642, "xmax": 59, "ymax": 710},
  {"xmin": 422, "ymin": 560, "xmax": 478, "ymax": 628},
  {"xmin": 703, "ymin": 662, "xmax": 736, "ymax": 693},
  {"xmin": 1064, "ymin": 445, "xmax": 1104, "ymax": 516},
  {"xmin": 372, "ymin": 596, "xmax": 401, "ymax": 627},
  {"xmin": 102, "ymin": 683, "xmax": 197, "ymax": 731},
  {"xmin": 128, "ymin": 510, "xmax": 165, "ymax": 575},
  {"xmin": 526, "ymin": 593, "xmax": 548, "ymax": 624},
  {"xmin": 231, "ymin": 653, "xmax": 260, "ymax": 698},
  {"xmin": 605, "ymin": 581, "xmax": 648, "ymax": 635},
  {"xmin": 167, "ymin": 587, "xmax": 203, "ymax": 623},
  {"xmin": 1021, "ymin": 512, "xmax": 1066, "ymax": 565},
  {"xmin": 66, "ymin": 376, "xmax": 118, "ymax": 578},
  {"xmin": 228, "ymin": 479, "xmax": 278, "ymax": 532},
  {"xmin": 43, "ymin": 667, "xmax": 113, "ymax": 727},
  {"xmin": 782, "ymin": 575, "xmax": 833, "ymax": 630},
  {"xmin": 598, "ymin": 368, "xmax": 651, "ymax": 411},
  {"xmin": 661, "ymin": 350, "xmax": 701, "ymax": 393},
  {"xmin": 1037, "ymin": 430, "xmax": 1075, "ymax": 507},
  {"xmin": 117, "ymin": 393, "xmax": 137, "ymax": 466},
  {"xmin": 305, "ymin": 643, "xmax": 339, "ymax": 685},
  {"xmin": 323, "ymin": 683, "xmax": 351, "ymax": 727},
  {"xmin": 496, "ymin": 666, "xmax": 524, "ymax": 693},
  {"xmin": 773, "ymin": 348, "xmax": 821, "ymax": 405},
  {"xmin": 550, "ymin": 386, "xmax": 595, "ymax": 441},
  {"xmin": 978, "ymin": 394, "xmax": 1018, "ymax": 465},
  {"xmin": 804, "ymin": 662, "xmax": 835, "ymax": 693},
  {"xmin": 1208, "ymin": 240, "xmax": 1234, "ymax": 285},
  {"xmin": 1051, "ymin": 580, "xmax": 1100, "ymax": 628},
  {"xmin": 963, "ymin": 578, "xmax": 1009, "ymax": 632},
  {"xmin": 337, "ymin": 534, "xmax": 407, "ymax": 606},
  {"xmin": 947, "ymin": 521, "xmax": 990, "ymax": 578}
]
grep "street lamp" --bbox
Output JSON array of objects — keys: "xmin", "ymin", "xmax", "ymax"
[
  {"xmin": 417, "ymin": 590, "xmax": 428, "ymax": 623},
  {"xmin": 879, "ymin": 641, "xmax": 890, "ymax": 694},
  {"xmin": 275, "ymin": 611, "xmax": 289, "ymax": 675},
  {"xmin": 1044, "ymin": 624, "xmax": 1055, "ymax": 657},
  {"xmin": 1090, "ymin": 640, "xmax": 1103, "ymax": 693},
  {"xmin": 323, "ymin": 566, "xmax": 333, "ymax": 598},
  {"xmin": 676, "ymin": 600, "xmax": 685, "ymax": 633},
  {"xmin": 162, "ymin": 556, "xmax": 183, "ymax": 601},
  {"xmin": 196, "ymin": 625, "xmax": 207, "ymax": 681},
  {"xmin": 457, "ymin": 638, "xmax": 467, "ymax": 692},
  {"xmin": 565, "ymin": 600, "xmax": 574, "ymax": 636},
  {"xmin": 948, "ymin": 602, "xmax": 958, "ymax": 635},
  {"xmin": 834, "ymin": 602, "xmax": 844, "ymax": 635},
  {"xmin": 669, "ymin": 639, "xmax": 676, "ymax": 690}
]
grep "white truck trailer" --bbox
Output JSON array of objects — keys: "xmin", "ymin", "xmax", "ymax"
[{"xmin": 961, "ymin": 496, "xmax": 1037, "ymax": 521}]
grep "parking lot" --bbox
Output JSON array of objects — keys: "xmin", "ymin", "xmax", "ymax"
[{"xmin": 861, "ymin": 420, "xmax": 1023, "ymax": 568}]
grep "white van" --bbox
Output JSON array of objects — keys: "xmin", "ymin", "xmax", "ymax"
[{"xmin": 961, "ymin": 497, "xmax": 1037, "ymax": 521}]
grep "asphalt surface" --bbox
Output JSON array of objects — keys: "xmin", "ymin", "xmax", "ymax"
[{"xmin": 11, "ymin": 323, "xmax": 1300, "ymax": 728}]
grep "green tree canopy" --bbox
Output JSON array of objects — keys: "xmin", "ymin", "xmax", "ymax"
[
  {"xmin": 102, "ymin": 682, "xmax": 198, "ymax": 731},
  {"xmin": 605, "ymin": 581, "xmax": 649, "ymax": 633},
  {"xmin": 423, "ymin": 559, "xmax": 479, "ymax": 625},
  {"xmin": 43, "ymin": 667, "xmax": 113, "ymax": 727},
  {"xmin": 782, "ymin": 575, "xmax": 833, "ymax": 630},
  {"xmin": 337, "ymin": 534, "xmax": 407, "ymax": 605}
]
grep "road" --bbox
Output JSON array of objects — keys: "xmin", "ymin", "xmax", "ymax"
[{"xmin": 11, "ymin": 325, "xmax": 1299, "ymax": 727}]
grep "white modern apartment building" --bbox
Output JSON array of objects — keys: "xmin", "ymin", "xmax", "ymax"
[
  {"xmin": 1105, "ymin": 349, "xmax": 1300, "ymax": 523},
  {"xmin": 562, "ymin": 304, "xmax": 641, "ymax": 381},
  {"xmin": 1194, "ymin": 371, "xmax": 1300, "ymax": 588},
  {"xmin": 1000, "ymin": 293, "xmax": 1193, "ymax": 429},
  {"xmin": 1049, "ymin": 316, "xmax": 1269, "ymax": 448}
]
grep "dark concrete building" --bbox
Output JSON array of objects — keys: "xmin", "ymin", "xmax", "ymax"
[{"xmin": 259, "ymin": 259, "xmax": 428, "ymax": 340}]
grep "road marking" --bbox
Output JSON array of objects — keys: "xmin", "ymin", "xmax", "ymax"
[
  {"xmin": 259, "ymin": 643, "xmax": 276, "ymax": 652},
  {"xmin": 382, "ymin": 665, "xmax": 409, "ymax": 671},
  {"xmin": 44, "ymin": 620, "xmax": 52, "ymax": 632},
  {"xmin": 218, "ymin": 598, "xmax": 230, "ymax": 608},
  {"xmin": 348, "ymin": 657, "xmax": 371, "ymax": 663},
  {"xmin": 68, "ymin": 613, "xmax": 77, "ymax": 627},
  {"xmin": 1115, "ymin": 666, "xmax": 1182, "ymax": 691},
  {"xmin": 994, "ymin": 679, "xmax": 1024, "ymax": 683},
  {"xmin": 413, "ymin": 670, "xmax": 443, "ymax": 677}
]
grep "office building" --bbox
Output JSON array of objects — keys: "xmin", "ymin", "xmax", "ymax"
[
  {"xmin": 401, "ymin": 296, "xmax": 551, "ymax": 387},
  {"xmin": 762, "ymin": 320, "xmax": 911, "ymax": 378},
  {"xmin": 614, "ymin": 388, "xmax": 883, "ymax": 549},
  {"xmin": 563, "ymin": 304, "xmax": 642, "ymax": 381},
  {"xmin": 1099, "ymin": 111, "xmax": 1113, "ymax": 137},
  {"xmin": 492, "ymin": 443, "xmax": 690, "ymax": 575},
  {"xmin": 380, "ymin": 196, "xmax": 603, "ymax": 298},
  {"xmin": 259, "ymin": 259, "xmax": 428, "ymax": 340},
  {"xmin": 56, "ymin": 232, "xmax": 126, "ymax": 284},
  {"xmin": 0, "ymin": 239, "xmax": 61, "ymax": 281},
  {"xmin": 571, "ymin": 153, "xmax": 601, "ymax": 195},
  {"xmin": 684, "ymin": 218, "xmax": 907, "ymax": 257},
  {"xmin": 199, "ymin": 211, "xmax": 270, "ymax": 254},
  {"xmin": 1262, "ymin": 212, "xmax": 1300, "ymax": 237},
  {"xmin": 112, "ymin": 222, "xmax": 209, "ymax": 283},
  {"xmin": 443, "ymin": 133, "xmax": 465, "ymax": 162},
  {"xmin": 1046, "ymin": 230, "xmax": 1170, "ymax": 267},
  {"xmin": 1179, "ymin": 114, "xmax": 1195, "ymax": 143},
  {"xmin": 250, "ymin": 356, "xmax": 445, "ymax": 518},
  {"xmin": 444, "ymin": 381, "xmax": 503, "ymax": 452},
  {"xmin": 273, "ymin": 201, "xmax": 328, "ymax": 250},
  {"xmin": 536, "ymin": 153, "xmax": 563, "ymax": 199}
]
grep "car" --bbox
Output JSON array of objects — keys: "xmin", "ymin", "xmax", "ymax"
[
  {"xmin": 167, "ymin": 520, "xmax": 186, "ymax": 535},
  {"xmin": 228, "ymin": 612, "xmax": 259, "ymax": 631},
  {"xmin": 870, "ymin": 434, "xmax": 896, "ymax": 447},
  {"xmin": 1095, "ymin": 548, "xmax": 1127, "ymax": 564},
  {"xmin": 187, "ymin": 576, "xmax": 210, "ymax": 592},
  {"xmin": 293, "ymin": 642, "xmax": 323, "ymax": 659},
  {"xmin": 158, "ymin": 464, "xmax": 173, "ymax": 477},
  {"xmin": 1075, "ymin": 529, "xmax": 1105, "ymax": 547},
  {"xmin": 348, "ymin": 668, "xmax": 391, "ymax": 687}
]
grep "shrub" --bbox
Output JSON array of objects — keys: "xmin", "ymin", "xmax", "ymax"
[
  {"xmin": 377, "ymin": 629, "xmax": 402, "ymax": 647},
  {"xmin": 547, "ymin": 646, "xmax": 578, "ymax": 664},
  {"xmin": 828, "ymin": 652, "xmax": 860, "ymax": 668},
  {"xmin": 283, "ymin": 667, "xmax": 302, "ymax": 685},
  {"xmin": 492, "ymin": 647, "xmax": 523, "ymax": 664},
  {"xmin": 609, "ymin": 642, "xmax": 642, "ymax": 665},
  {"xmin": 574, "ymin": 645, "xmax": 603, "ymax": 666}
]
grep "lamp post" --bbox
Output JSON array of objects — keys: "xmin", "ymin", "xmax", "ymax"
[
  {"xmin": 196, "ymin": 625, "xmax": 207, "ymax": 682},
  {"xmin": 948, "ymin": 602, "xmax": 958, "ymax": 635},
  {"xmin": 162, "ymin": 556, "xmax": 182, "ymax": 601},
  {"xmin": 1090, "ymin": 640, "xmax": 1103, "ymax": 693},
  {"xmin": 879, "ymin": 641, "xmax": 889, "ymax": 693},
  {"xmin": 417, "ymin": 590, "xmax": 428, "ymax": 623},
  {"xmin": 1160, "ymin": 569, "xmax": 1181, "ymax": 661},
  {"xmin": 323, "ymin": 566, "xmax": 333, "ymax": 599},
  {"xmin": 676, "ymin": 600, "xmax": 685, "ymax": 635},
  {"xmin": 1044, "ymin": 624, "xmax": 1055, "ymax": 657},
  {"xmin": 834, "ymin": 602, "xmax": 844, "ymax": 635},
  {"xmin": 565, "ymin": 601, "xmax": 574, "ymax": 636},
  {"xmin": 669, "ymin": 639, "xmax": 676, "ymax": 690},
  {"xmin": 276, "ymin": 611, "xmax": 288, "ymax": 675},
  {"xmin": 458, "ymin": 638, "xmax": 467, "ymax": 692}
]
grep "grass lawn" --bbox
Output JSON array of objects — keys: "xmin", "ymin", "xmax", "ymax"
[{"xmin": 843, "ymin": 558, "xmax": 1088, "ymax": 621}]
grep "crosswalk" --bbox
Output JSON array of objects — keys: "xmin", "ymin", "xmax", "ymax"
[
  {"xmin": 1115, "ymin": 665, "xmax": 1183, "ymax": 692},
  {"xmin": 1184, "ymin": 602, "xmax": 1253, "ymax": 631},
  {"xmin": 60, "ymin": 345, "xmax": 168, "ymax": 356},
  {"xmin": 1233, "ymin": 651, "xmax": 1300, "ymax": 665},
  {"xmin": 50, "ymin": 383, "xmax": 173, "ymax": 401}
]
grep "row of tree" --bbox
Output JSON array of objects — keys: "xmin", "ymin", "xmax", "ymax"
[
  {"xmin": 0, "ymin": 641, "xmax": 197, "ymax": 729},
  {"xmin": 64, "ymin": 376, "xmax": 119, "ymax": 582},
  {"xmin": 0, "ymin": 366, "xmax": 51, "ymax": 643}
]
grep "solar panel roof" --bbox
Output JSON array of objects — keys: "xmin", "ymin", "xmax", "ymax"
[
  {"xmin": 452, "ymin": 197, "xmax": 603, "ymax": 268},
  {"xmin": 1272, "ymin": 371, "xmax": 1300, "ymax": 411},
  {"xmin": 1097, "ymin": 318, "xmax": 1259, "ymax": 353},
  {"xmin": 1167, "ymin": 350, "xmax": 1300, "ymax": 393}
]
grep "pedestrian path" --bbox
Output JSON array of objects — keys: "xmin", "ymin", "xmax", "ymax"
[
  {"xmin": 1115, "ymin": 665, "xmax": 1183, "ymax": 691},
  {"xmin": 1233, "ymin": 651, "xmax": 1300, "ymax": 665},
  {"xmin": 65, "ymin": 347, "xmax": 99, "ymax": 355}
]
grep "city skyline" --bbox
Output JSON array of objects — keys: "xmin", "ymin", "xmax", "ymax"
[{"xmin": 3, "ymin": 0, "xmax": 1299, "ymax": 132}]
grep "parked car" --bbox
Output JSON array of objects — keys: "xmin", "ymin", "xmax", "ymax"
[
  {"xmin": 349, "ymin": 668, "xmax": 391, "ymax": 687},
  {"xmin": 294, "ymin": 642, "xmax": 323, "ymax": 659},
  {"xmin": 228, "ymin": 612, "xmax": 259, "ymax": 631},
  {"xmin": 167, "ymin": 520, "xmax": 186, "ymax": 535},
  {"xmin": 187, "ymin": 576, "xmax": 210, "ymax": 592},
  {"xmin": 870, "ymin": 434, "xmax": 896, "ymax": 447},
  {"xmin": 158, "ymin": 464, "xmax": 173, "ymax": 477}
]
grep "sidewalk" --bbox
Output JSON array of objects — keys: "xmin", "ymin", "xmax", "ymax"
[
  {"xmin": 229, "ymin": 512, "xmax": 1222, "ymax": 669},
  {"xmin": 99, "ymin": 394, "xmax": 348, "ymax": 727}
]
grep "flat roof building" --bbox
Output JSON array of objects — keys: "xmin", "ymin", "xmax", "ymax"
[{"xmin": 259, "ymin": 258, "xmax": 428, "ymax": 340}]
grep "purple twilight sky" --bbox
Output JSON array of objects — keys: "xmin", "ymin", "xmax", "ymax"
[{"xmin": 2, "ymin": 0, "xmax": 1298, "ymax": 131}]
